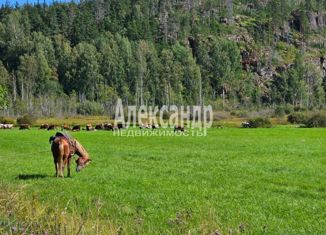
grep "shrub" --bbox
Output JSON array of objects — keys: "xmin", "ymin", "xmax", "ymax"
[
  {"xmin": 213, "ymin": 112, "xmax": 231, "ymax": 121},
  {"xmin": 274, "ymin": 106, "xmax": 285, "ymax": 117},
  {"xmin": 305, "ymin": 113, "xmax": 326, "ymax": 128},
  {"xmin": 294, "ymin": 106, "xmax": 307, "ymax": 112},
  {"xmin": 0, "ymin": 116, "xmax": 15, "ymax": 124},
  {"xmin": 284, "ymin": 105, "xmax": 294, "ymax": 114},
  {"xmin": 248, "ymin": 117, "xmax": 272, "ymax": 128},
  {"xmin": 16, "ymin": 114, "xmax": 37, "ymax": 125},
  {"xmin": 162, "ymin": 111, "xmax": 170, "ymax": 120},
  {"xmin": 77, "ymin": 101, "xmax": 104, "ymax": 115},
  {"xmin": 275, "ymin": 105, "xmax": 294, "ymax": 117},
  {"xmin": 230, "ymin": 110, "xmax": 248, "ymax": 118},
  {"xmin": 287, "ymin": 112, "xmax": 308, "ymax": 124}
]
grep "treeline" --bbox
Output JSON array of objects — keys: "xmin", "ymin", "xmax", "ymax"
[{"xmin": 0, "ymin": 0, "xmax": 325, "ymax": 116}]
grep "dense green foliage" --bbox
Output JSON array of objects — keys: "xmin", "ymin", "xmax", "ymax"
[
  {"xmin": 287, "ymin": 112, "xmax": 308, "ymax": 124},
  {"xmin": 0, "ymin": 0, "xmax": 326, "ymax": 115},
  {"xmin": 305, "ymin": 112, "xmax": 326, "ymax": 127},
  {"xmin": 0, "ymin": 116, "xmax": 14, "ymax": 124},
  {"xmin": 0, "ymin": 128, "xmax": 326, "ymax": 233},
  {"xmin": 16, "ymin": 113, "xmax": 37, "ymax": 125},
  {"xmin": 248, "ymin": 117, "xmax": 272, "ymax": 128}
]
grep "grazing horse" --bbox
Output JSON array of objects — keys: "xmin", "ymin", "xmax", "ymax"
[{"xmin": 49, "ymin": 132, "xmax": 91, "ymax": 177}]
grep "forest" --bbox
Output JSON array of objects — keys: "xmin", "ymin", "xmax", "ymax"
[{"xmin": 0, "ymin": 0, "xmax": 326, "ymax": 116}]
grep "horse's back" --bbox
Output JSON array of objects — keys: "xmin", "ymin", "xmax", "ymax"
[{"xmin": 51, "ymin": 137, "xmax": 70, "ymax": 161}]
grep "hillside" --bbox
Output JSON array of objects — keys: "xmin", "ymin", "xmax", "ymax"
[{"xmin": 0, "ymin": 0, "xmax": 326, "ymax": 116}]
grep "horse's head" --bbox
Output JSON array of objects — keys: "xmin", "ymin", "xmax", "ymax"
[{"xmin": 75, "ymin": 157, "xmax": 91, "ymax": 172}]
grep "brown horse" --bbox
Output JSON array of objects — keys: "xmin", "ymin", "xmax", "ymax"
[{"xmin": 49, "ymin": 133, "xmax": 91, "ymax": 177}]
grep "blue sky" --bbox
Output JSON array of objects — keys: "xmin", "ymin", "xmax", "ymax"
[{"xmin": 0, "ymin": 0, "xmax": 78, "ymax": 6}]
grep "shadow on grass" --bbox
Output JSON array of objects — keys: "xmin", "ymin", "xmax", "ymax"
[{"xmin": 16, "ymin": 174, "xmax": 48, "ymax": 180}]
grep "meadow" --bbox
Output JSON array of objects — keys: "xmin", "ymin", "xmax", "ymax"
[{"xmin": 0, "ymin": 127, "xmax": 325, "ymax": 234}]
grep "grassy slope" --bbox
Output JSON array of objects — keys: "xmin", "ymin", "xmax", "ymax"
[{"xmin": 0, "ymin": 128, "xmax": 325, "ymax": 234}]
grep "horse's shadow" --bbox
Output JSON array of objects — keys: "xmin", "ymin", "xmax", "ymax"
[{"xmin": 16, "ymin": 174, "xmax": 48, "ymax": 180}]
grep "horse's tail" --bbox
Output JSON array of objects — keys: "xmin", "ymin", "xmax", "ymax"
[
  {"xmin": 49, "ymin": 136, "xmax": 56, "ymax": 144},
  {"xmin": 58, "ymin": 141, "xmax": 65, "ymax": 155}
]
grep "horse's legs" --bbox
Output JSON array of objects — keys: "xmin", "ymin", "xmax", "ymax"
[
  {"xmin": 67, "ymin": 157, "xmax": 71, "ymax": 177},
  {"xmin": 62, "ymin": 157, "xmax": 68, "ymax": 177},
  {"xmin": 54, "ymin": 161, "xmax": 58, "ymax": 177},
  {"xmin": 62, "ymin": 162, "xmax": 65, "ymax": 176},
  {"xmin": 58, "ymin": 159, "xmax": 64, "ymax": 178}
]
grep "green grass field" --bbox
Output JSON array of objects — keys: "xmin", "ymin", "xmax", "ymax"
[{"xmin": 0, "ymin": 127, "xmax": 325, "ymax": 234}]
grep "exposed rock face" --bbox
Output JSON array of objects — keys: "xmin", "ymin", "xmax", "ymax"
[
  {"xmin": 291, "ymin": 11, "xmax": 326, "ymax": 31},
  {"xmin": 307, "ymin": 11, "xmax": 326, "ymax": 29},
  {"xmin": 320, "ymin": 56, "xmax": 326, "ymax": 76},
  {"xmin": 188, "ymin": 36, "xmax": 198, "ymax": 57},
  {"xmin": 241, "ymin": 50, "xmax": 258, "ymax": 72}
]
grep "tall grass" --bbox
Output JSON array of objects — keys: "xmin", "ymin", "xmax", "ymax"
[
  {"xmin": 0, "ymin": 184, "xmax": 120, "ymax": 235},
  {"xmin": 0, "ymin": 128, "xmax": 325, "ymax": 234}
]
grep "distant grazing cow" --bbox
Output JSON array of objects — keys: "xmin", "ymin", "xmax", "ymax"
[
  {"xmin": 72, "ymin": 125, "xmax": 81, "ymax": 132},
  {"xmin": 4, "ymin": 124, "xmax": 13, "ymax": 129},
  {"xmin": 47, "ymin": 125, "xmax": 56, "ymax": 131},
  {"xmin": 95, "ymin": 124, "xmax": 104, "ymax": 130},
  {"xmin": 117, "ymin": 123, "xmax": 124, "ymax": 129},
  {"xmin": 174, "ymin": 126, "xmax": 185, "ymax": 132},
  {"xmin": 242, "ymin": 122, "xmax": 251, "ymax": 128},
  {"xmin": 86, "ymin": 124, "xmax": 95, "ymax": 131},
  {"xmin": 62, "ymin": 125, "xmax": 72, "ymax": 131},
  {"xmin": 40, "ymin": 124, "xmax": 49, "ymax": 130},
  {"xmin": 0, "ymin": 124, "xmax": 13, "ymax": 129},
  {"xmin": 19, "ymin": 124, "xmax": 30, "ymax": 130},
  {"xmin": 104, "ymin": 123, "xmax": 113, "ymax": 131},
  {"xmin": 139, "ymin": 123, "xmax": 151, "ymax": 129}
]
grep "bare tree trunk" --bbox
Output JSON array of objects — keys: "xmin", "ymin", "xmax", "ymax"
[
  {"xmin": 21, "ymin": 82, "xmax": 24, "ymax": 101},
  {"xmin": 12, "ymin": 73, "xmax": 17, "ymax": 101},
  {"xmin": 140, "ymin": 74, "xmax": 143, "ymax": 106},
  {"xmin": 226, "ymin": 0, "xmax": 233, "ymax": 23},
  {"xmin": 222, "ymin": 86, "xmax": 225, "ymax": 109},
  {"xmin": 199, "ymin": 74, "xmax": 203, "ymax": 106}
]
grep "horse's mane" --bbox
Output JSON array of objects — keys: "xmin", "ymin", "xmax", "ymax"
[{"xmin": 75, "ymin": 140, "xmax": 89, "ymax": 158}]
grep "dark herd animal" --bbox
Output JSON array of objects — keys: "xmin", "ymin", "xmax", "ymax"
[
  {"xmin": 15, "ymin": 123, "xmax": 186, "ymax": 132},
  {"xmin": 174, "ymin": 126, "xmax": 185, "ymax": 132},
  {"xmin": 139, "ymin": 123, "xmax": 160, "ymax": 129},
  {"xmin": 47, "ymin": 125, "xmax": 56, "ymax": 130},
  {"xmin": 39, "ymin": 124, "xmax": 49, "ymax": 130},
  {"xmin": 95, "ymin": 124, "xmax": 104, "ymax": 130},
  {"xmin": 72, "ymin": 125, "xmax": 81, "ymax": 132},
  {"xmin": 38, "ymin": 123, "xmax": 126, "ymax": 131},
  {"xmin": 86, "ymin": 124, "xmax": 95, "ymax": 131},
  {"xmin": 62, "ymin": 125, "xmax": 72, "ymax": 131}
]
